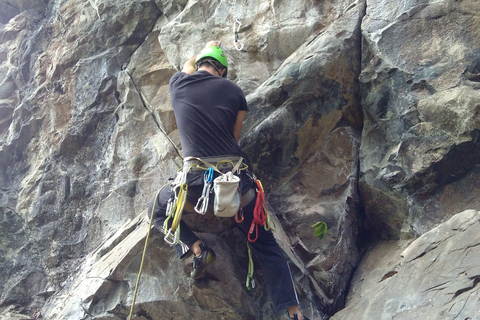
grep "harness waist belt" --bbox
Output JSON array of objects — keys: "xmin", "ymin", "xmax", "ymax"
[
  {"xmin": 184, "ymin": 188, "xmax": 256, "ymax": 213},
  {"xmin": 184, "ymin": 155, "xmax": 242, "ymax": 172}
]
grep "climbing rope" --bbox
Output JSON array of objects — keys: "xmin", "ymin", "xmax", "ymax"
[
  {"xmin": 233, "ymin": 19, "xmax": 244, "ymax": 51},
  {"xmin": 128, "ymin": 183, "xmax": 169, "ymax": 320},
  {"xmin": 248, "ymin": 179, "xmax": 275, "ymax": 242}
]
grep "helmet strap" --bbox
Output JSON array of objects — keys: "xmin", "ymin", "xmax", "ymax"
[
  {"xmin": 207, "ymin": 61, "xmax": 222, "ymax": 76},
  {"xmin": 198, "ymin": 59, "xmax": 225, "ymax": 77}
]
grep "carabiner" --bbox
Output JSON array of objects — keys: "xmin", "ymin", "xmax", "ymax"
[
  {"xmin": 246, "ymin": 276, "xmax": 255, "ymax": 290},
  {"xmin": 195, "ymin": 168, "xmax": 214, "ymax": 214},
  {"xmin": 165, "ymin": 197, "xmax": 174, "ymax": 217},
  {"xmin": 246, "ymin": 242, "xmax": 255, "ymax": 290},
  {"xmin": 194, "ymin": 194, "xmax": 209, "ymax": 214},
  {"xmin": 235, "ymin": 209, "xmax": 244, "ymax": 223},
  {"xmin": 233, "ymin": 19, "xmax": 244, "ymax": 51},
  {"xmin": 204, "ymin": 167, "xmax": 214, "ymax": 183},
  {"xmin": 164, "ymin": 228, "xmax": 179, "ymax": 245}
]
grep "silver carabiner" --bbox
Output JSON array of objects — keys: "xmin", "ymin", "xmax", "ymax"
[
  {"xmin": 164, "ymin": 228, "xmax": 179, "ymax": 245},
  {"xmin": 166, "ymin": 196, "xmax": 174, "ymax": 217},
  {"xmin": 194, "ymin": 195, "xmax": 208, "ymax": 214},
  {"xmin": 194, "ymin": 181, "xmax": 212, "ymax": 214},
  {"xmin": 233, "ymin": 19, "xmax": 244, "ymax": 51},
  {"xmin": 194, "ymin": 169, "xmax": 214, "ymax": 214}
]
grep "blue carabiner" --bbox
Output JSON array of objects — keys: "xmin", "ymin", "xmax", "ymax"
[{"xmin": 204, "ymin": 167, "xmax": 214, "ymax": 183}]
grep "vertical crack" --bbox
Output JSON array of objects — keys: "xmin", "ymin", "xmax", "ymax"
[{"xmin": 121, "ymin": 69, "xmax": 183, "ymax": 162}]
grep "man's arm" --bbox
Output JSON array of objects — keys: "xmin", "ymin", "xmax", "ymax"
[
  {"xmin": 181, "ymin": 55, "xmax": 197, "ymax": 74},
  {"xmin": 233, "ymin": 110, "xmax": 246, "ymax": 142}
]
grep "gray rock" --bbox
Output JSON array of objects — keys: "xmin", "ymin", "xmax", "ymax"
[
  {"xmin": 331, "ymin": 210, "xmax": 480, "ymax": 320},
  {"xmin": 359, "ymin": 0, "xmax": 480, "ymax": 238},
  {"xmin": 1, "ymin": 0, "xmax": 479, "ymax": 319}
]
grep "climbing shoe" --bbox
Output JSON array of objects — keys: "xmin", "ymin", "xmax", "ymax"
[{"xmin": 190, "ymin": 243, "xmax": 216, "ymax": 279}]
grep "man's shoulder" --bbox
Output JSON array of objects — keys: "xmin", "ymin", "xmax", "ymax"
[
  {"xmin": 222, "ymin": 79, "xmax": 245, "ymax": 97},
  {"xmin": 170, "ymin": 71, "xmax": 244, "ymax": 94},
  {"xmin": 170, "ymin": 71, "xmax": 188, "ymax": 85},
  {"xmin": 170, "ymin": 71, "xmax": 211, "ymax": 87}
]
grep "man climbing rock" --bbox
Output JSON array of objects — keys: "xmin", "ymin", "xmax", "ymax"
[{"xmin": 148, "ymin": 40, "xmax": 309, "ymax": 320}]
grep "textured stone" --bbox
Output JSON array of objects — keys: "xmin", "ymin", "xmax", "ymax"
[
  {"xmin": 331, "ymin": 210, "xmax": 480, "ymax": 320},
  {"xmin": 1, "ymin": 0, "xmax": 480, "ymax": 319},
  {"xmin": 359, "ymin": 0, "xmax": 480, "ymax": 238}
]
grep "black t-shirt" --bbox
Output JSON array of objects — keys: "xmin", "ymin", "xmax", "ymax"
[{"xmin": 169, "ymin": 70, "xmax": 248, "ymax": 158}]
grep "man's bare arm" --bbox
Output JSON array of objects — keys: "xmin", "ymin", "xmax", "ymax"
[
  {"xmin": 182, "ymin": 55, "xmax": 197, "ymax": 74},
  {"xmin": 233, "ymin": 110, "xmax": 246, "ymax": 142}
]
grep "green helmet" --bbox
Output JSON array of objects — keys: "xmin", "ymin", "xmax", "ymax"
[{"xmin": 195, "ymin": 46, "xmax": 228, "ymax": 69}]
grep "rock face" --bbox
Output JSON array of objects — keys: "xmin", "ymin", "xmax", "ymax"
[
  {"xmin": 331, "ymin": 210, "xmax": 480, "ymax": 320},
  {"xmin": 0, "ymin": 0, "xmax": 479, "ymax": 319},
  {"xmin": 359, "ymin": 0, "xmax": 480, "ymax": 238}
]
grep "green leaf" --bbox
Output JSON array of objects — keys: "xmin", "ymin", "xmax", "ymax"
[{"xmin": 311, "ymin": 221, "xmax": 328, "ymax": 240}]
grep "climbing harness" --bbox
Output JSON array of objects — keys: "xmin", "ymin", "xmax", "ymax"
[
  {"xmin": 233, "ymin": 19, "xmax": 244, "ymax": 51},
  {"xmin": 194, "ymin": 167, "xmax": 214, "ymax": 214},
  {"xmin": 150, "ymin": 156, "xmax": 271, "ymax": 293},
  {"xmin": 248, "ymin": 179, "xmax": 275, "ymax": 243},
  {"xmin": 128, "ymin": 184, "xmax": 169, "ymax": 320},
  {"xmin": 186, "ymin": 156, "xmax": 245, "ymax": 217},
  {"xmin": 162, "ymin": 156, "xmax": 247, "ymax": 245},
  {"xmin": 246, "ymin": 242, "xmax": 255, "ymax": 290}
]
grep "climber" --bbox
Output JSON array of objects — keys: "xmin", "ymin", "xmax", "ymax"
[{"xmin": 148, "ymin": 41, "xmax": 309, "ymax": 320}]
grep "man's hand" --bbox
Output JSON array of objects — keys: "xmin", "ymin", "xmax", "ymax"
[
  {"xmin": 182, "ymin": 41, "xmax": 222, "ymax": 74},
  {"xmin": 205, "ymin": 40, "xmax": 221, "ymax": 47}
]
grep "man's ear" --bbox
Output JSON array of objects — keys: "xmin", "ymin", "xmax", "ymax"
[{"xmin": 219, "ymin": 68, "xmax": 227, "ymax": 77}]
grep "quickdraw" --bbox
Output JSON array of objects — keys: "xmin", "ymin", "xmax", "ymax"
[
  {"xmin": 246, "ymin": 242, "xmax": 255, "ymax": 290},
  {"xmin": 233, "ymin": 19, "xmax": 244, "ymax": 51},
  {"xmin": 194, "ymin": 167, "xmax": 214, "ymax": 214},
  {"xmin": 163, "ymin": 170, "xmax": 188, "ymax": 245}
]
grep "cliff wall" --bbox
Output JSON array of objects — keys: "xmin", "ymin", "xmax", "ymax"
[{"xmin": 0, "ymin": 0, "xmax": 479, "ymax": 319}]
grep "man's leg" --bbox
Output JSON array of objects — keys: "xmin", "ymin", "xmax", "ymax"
[
  {"xmin": 148, "ymin": 184, "xmax": 216, "ymax": 279},
  {"xmin": 236, "ymin": 197, "xmax": 300, "ymax": 314},
  {"xmin": 148, "ymin": 185, "xmax": 200, "ymax": 258}
]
